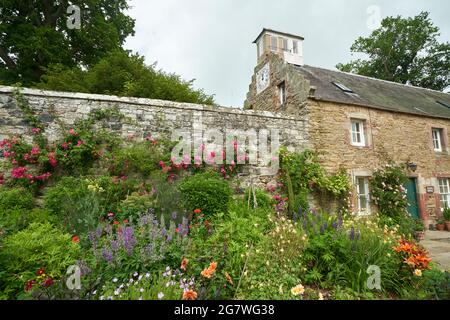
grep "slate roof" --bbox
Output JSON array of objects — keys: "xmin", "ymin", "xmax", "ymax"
[{"xmin": 295, "ymin": 65, "xmax": 450, "ymax": 120}]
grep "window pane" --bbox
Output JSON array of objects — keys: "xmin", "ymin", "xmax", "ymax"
[
  {"xmin": 293, "ymin": 41, "xmax": 298, "ymax": 54},
  {"xmin": 271, "ymin": 36, "xmax": 277, "ymax": 51}
]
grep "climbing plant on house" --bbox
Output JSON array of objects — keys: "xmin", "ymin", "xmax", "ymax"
[{"xmin": 279, "ymin": 148, "xmax": 350, "ymax": 216}]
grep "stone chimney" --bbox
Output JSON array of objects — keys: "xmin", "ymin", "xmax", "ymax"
[{"xmin": 253, "ymin": 28, "xmax": 304, "ymax": 66}]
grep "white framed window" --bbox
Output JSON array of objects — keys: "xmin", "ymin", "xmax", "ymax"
[
  {"xmin": 258, "ymin": 39, "xmax": 264, "ymax": 57},
  {"xmin": 439, "ymin": 178, "xmax": 450, "ymax": 211},
  {"xmin": 355, "ymin": 176, "xmax": 371, "ymax": 215},
  {"xmin": 351, "ymin": 120, "xmax": 366, "ymax": 146},
  {"xmin": 282, "ymin": 38, "xmax": 288, "ymax": 51},
  {"xmin": 270, "ymin": 36, "xmax": 277, "ymax": 52},
  {"xmin": 432, "ymin": 128, "xmax": 443, "ymax": 152},
  {"xmin": 278, "ymin": 81, "xmax": 286, "ymax": 106},
  {"xmin": 292, "ymin": 40, "xmax": 298, "ymax": 54}
]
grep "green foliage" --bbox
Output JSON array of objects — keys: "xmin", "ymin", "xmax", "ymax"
[
  {"xmin": 0, "ymin": 222, "xmax": 80, "ymax": 298},
  {"xmin": 244, "ymin": 188, "xmax": 275, "ymax": 209},
  {"xmin": 43, "ymin": 176, "xmax": 136, "ymax": 235},
  {"xmin": 186, "ymin": 199, "xmax": 270, "ymax": 299},
  {"xmin": 279, "ymin": 148, "xmax": 350, "ymax": 215},
  {"xmin": 117, "ymin": 192, "xmax": 156, "ymax": 221},
  {"xmin": 178, "ymin": 172, "xmax": 232, "ymax": 215},
  {"xmin": 0, "ymin": 1, "xmax": 135, "ymax": 86},
  {"xmin": 0, "ymin": 187, "xmax": 34, "ymax": 212},
  {"xmin": 0, "ymin": 208, "xmax": 57, "ymax": 235},
  {"xmin": 420, "ymin": 269, "xmax": 450, "ymax": 300},
  {"xmin": 336, "ymin": 11, "xmax": 450, "ymax": 91},
  {"xmin": 443, "ymin": 206, "xmax": 450, "ymax": 221},
  {"xmin": 370, "ymin": 164, "xmax": 415, "ymax": 237},
  {"xmin": 38, "ymin": 50, "xmax": 215, "ymax": 105},
  {"xmin": 108, "ymin": 140, "xmax": 166, "ymax": 178}
]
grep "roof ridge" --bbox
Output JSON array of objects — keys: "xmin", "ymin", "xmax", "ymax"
[{"xmin": 303, "ymin": 64, "xmax": 450, "ymax": 96}]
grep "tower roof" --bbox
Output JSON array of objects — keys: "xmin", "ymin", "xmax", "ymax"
[{"xmin": 253, "ymin": 28, "xmax": 305, "ymax": 43}]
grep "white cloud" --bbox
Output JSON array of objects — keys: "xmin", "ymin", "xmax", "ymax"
[{"xmin": 124, "ymin": 0, "xmax": 450, "ymax": 107}]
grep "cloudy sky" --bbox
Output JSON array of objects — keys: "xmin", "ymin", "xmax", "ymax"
[{"xmin": 124, "ymin": 0, "xmax": 450, "ymax": 107}]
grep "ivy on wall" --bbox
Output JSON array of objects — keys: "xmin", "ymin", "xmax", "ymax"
[{"xmin": 279, "ymin": 147, "xmax": 351, "ymax": 216}]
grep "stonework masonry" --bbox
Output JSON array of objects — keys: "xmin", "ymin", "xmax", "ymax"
[
  {"xmin": 244, "ymin": 53, "xmax": 450, "ymax": 223},
  {"xmin": 0, "ymin": 86, "xmax": 310, "ymax": 187},
  {"xmin": 308, "ymin": 99, "xmax": 450, "ymax": 222}
]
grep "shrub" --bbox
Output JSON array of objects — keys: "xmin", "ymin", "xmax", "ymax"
[
  {"xmin": 0, "ymin": 187, "xmax": 34, "ymax": 212},
  {"xmin": 44, "ymin": 176, "xmax": 138, "ymax": 235},
  {"xmin": 178, "ymin": 172, "xmax": 232, "ymax": 215},
  {"xmin": 236, "ymin": 214, "xmax": 307, "ymax": 300},
  {"xmin": 0, "ymin": 208, "xmax": 57, "ymax": 234},
  {"xmin": 108, "ymin": 140, "xmax": 165, "ymax": 178},
  {"xmin": 0, "ymin": 222, "xmax": 80, "ymax": 298},
  {"xmin": 244, "ymin": 188, "xmax": 275, "ymax": 209},
  {"xmin": 117, "ymin": 192, "xmax": 156, "ymax": 221}
]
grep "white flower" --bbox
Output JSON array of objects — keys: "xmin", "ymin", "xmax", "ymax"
[
  {"xmin": 145, "ymin": 273, "xmax": 150, "ymax": 278},
  {"xmin": 100, "ymin": 296, "xmax": 104, "ymax": 300},
  {"xmin": 133, "ymin": 272, "xmax": 138, "ymax": 277},
  {"xmin": 139, "ymin": 296, "xmax": 143, "ymax": 300},
  {"xmin": 157, "ymin": 292, "xmax": 164, "ymax": 300},
  {"xmin": 138, "ymin": 275, "xmax": 143, "ymax": 281},
  {"xmin": 140, "ymin": 288, "xmax": 144, "ymax": 293},
  {"xmin": 129, "ymin": 278, "xmax": 134, "ymax": 283},
  {"xmin": 114, "ymin": 289, "xmax": 120, "ymax": 296},
  {"xmin": 92, "ymin": 290, "xmax": 97, "ymax": 295},
  {"xmin": 112, "ymin": 278, "xmax": 118, "ymax": 283}
]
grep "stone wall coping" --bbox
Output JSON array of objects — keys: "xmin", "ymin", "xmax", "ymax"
[{"xmin": 0, "ymin": 86, "xmax": 304, "ymax": 122}]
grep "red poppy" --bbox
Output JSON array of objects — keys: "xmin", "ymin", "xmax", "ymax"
[
  {"xmin": 123, "ymin": 219, "xmax": 129, "ymax": 224},
  {"xmin": 113, "ymin": 220, "xmax": 119, "ymax": 225},
  {"xmin": 25, "ymin": 280, "xmax": 35, "ymax": 292},
  {"xmin": 36, "ymin": 268, "xmax": 45, "ymax": 276},
  {"xmin": 72, "ymin": 235, "xmax": 80, "ymax": 243},
  {"xmin": 42, "ymin": 277, "xmax": 54, "ymax": 287},
  {"xmin": 193, "ymin": 209, "xmax": 202, "ymax": 214}
]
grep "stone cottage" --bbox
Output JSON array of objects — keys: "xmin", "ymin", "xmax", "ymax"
[{"xmin": 245, "ymin": 28, "xmax": 450, "ymax": 224}]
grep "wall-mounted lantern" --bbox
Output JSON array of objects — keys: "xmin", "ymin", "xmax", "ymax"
[{"xmin": 406, "ymin": 162, "xmax": 418, "ymax": 172}]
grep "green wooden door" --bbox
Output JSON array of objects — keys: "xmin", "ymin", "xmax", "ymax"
[{"xmin": 404, "ymin": 178, "xmax": 420, "ymax": 219}]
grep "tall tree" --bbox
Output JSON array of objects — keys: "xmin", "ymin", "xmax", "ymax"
[
  {"xmin": 337, "ymin": 12, "xmax": 450, "ymax": 91},
  {"xmin": 0, "ymin": 0, "xmax": 135, "ymax": 85},
  {"xmin": 38, "ymin": 50, "xmax": 215, "ymax": 105}
]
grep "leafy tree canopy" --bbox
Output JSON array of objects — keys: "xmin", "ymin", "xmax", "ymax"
[
  {"xmin": 337, "ymin": 12, "xmax": 450, "ymax": 91},
  {"xmin": 37, "ymin": 50, "xmax": 215, "ymax": 105},
  {"xmin": 0, "ymin": 0, "xmax": 135, "ymax": 86}
]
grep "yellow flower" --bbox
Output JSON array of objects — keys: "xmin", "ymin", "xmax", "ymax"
[
  {"xmin": 318, "ymin": 292, "xmax": 324, "ymax": 300},
  {"xmin": 291, "ymin": 284, "xmax": 305, "ymax": 296},
  {"xmin": 413, "ymin": 269, "xmax": 422, "ymax": 277}
]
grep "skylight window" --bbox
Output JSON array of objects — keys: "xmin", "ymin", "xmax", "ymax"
[
  {"xmin": 436, "ymin": 100, "xmax": 450, "ymax": 109},
  {"xmin": 332, "ymin": 81, "xmax": 354, "ymax": 93}
]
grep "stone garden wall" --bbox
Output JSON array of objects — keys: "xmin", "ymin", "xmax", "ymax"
[{"xmin": 0, "ymin": 86, "xmax": 310, "ymax": 186}]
